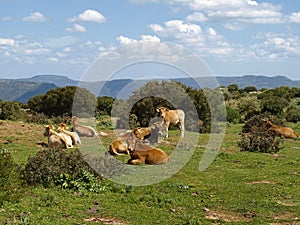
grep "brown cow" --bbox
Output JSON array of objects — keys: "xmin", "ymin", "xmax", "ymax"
[
  {"xmin": 133, "ymin": 121, "xmax": 164, "ymax": 145},
  {"xmin": 109, "ymin": 131, "xmax": 136, "ymax": 155},
  {"xmin": 263, "ymin": 118, "xmax": 298, "ymax": 139},
  {"xmin": 156, "ymin": 106, "xmax": 185, "ymax": 138},
  {"xmin": 127, "ymin": 136, "xmax": 169, "ymax": 165}
]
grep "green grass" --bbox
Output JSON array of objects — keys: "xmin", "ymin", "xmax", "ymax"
[{"xmin": 0, "ymin": 121, "xmax": 299, "ymax": 224}]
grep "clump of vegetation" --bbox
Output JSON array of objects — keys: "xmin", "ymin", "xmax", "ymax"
[
  {"xmin": 239, "ymin": 114, "xmax": 283, "ymax": 153},
  {"xmin": 0, "ymin": 149, "xmax": 21, "ymax": 205},
  {"xmin": 20, "ymin": 148, "xmax": 100, "ymax": 188}
]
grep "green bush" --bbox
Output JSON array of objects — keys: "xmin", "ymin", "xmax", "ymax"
[
  {"xmin": 20, "ymin": 148, "xmax": 99, "ymax": 188},
  {"xmin": 239, "ymin": 114, "xmax": 283, "ymax": 153},
  {"xmin": 0, "ymin": 149, "xmax": 21, "ymax": 206},
  {"xmin": 285, "ymin": 107, "xmax": 300, "ymax": 123},
  {"xmin": 226, "ymin": 106, "xmax": 240, "ymax": 123}
]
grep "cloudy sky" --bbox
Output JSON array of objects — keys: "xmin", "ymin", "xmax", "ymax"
[{"xmin": 1, "ymin": 0, "xmax": 300, "ymax": 81}]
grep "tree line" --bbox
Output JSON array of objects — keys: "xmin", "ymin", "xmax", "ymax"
[{"xmin": 0, "ymin": 81, "xmax": 299, "ymax": 133}]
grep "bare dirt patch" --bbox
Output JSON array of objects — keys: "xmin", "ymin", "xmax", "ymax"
[{"xmin": 203, "ymin": 207, "xmax": 252, "ymax": 222}]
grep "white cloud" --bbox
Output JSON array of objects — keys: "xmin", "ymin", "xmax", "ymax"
[
  {"xmin": 117, "ymin": 35, "xmax": 160, "ymax": 45},
  {"xmin": 23, "ymin": 12, "xmax": 47, "ymax": 22},
  {"xmin": 44, "ymin": 36, "xmax": 77, "ymax": 48},
  {"xmin": 289, "ymin": 12, "xmax": 300, "ymax": 23},
  {"xmin": 69, "ymin": 9, "xmax": 106, "ymax": 23},
  {"xmin": 2, "ymin": 16, "xmax": 13, "ymax": 22},
  {"xmin": 0, "ymin": 38, "xmax": 15, "ymax": 46},
  {"xmin": 24, "ymin": 48, "xmax": 51, "ymax": 55},
  {"xmin": 66, "ymin": 23, "xmax": 87, "ymax": 33},
  {"xmin": 48, "ymin": 57, "xmax": 59, "ymax": 62},
  {"xmin": 186, "ymin": 12, "xmax": 208, "ymax": 22},
  {"xmin": 252, "ymin": 33, "xmax": 300, "ymax": 59},
  {"xmin": 223, "ymin": 22, "xmax": 244, "ymax": 31}
]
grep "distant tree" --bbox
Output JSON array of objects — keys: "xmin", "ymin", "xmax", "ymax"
[
  {"xmin": 285, "ymin": 107, "xmax": 300, "ymax": 123},
  {"xmin": 227, "ymin": 84, "xmax": 239, "ymax": 93},
  {"xmin": 0, "ymin": 101, "xmax": 27, "ymax": 121},
  {"xmin": 28, "ymin": 86, "xmax": 96, "ymax": 117},
  {"xmin": 96, "ymin": 96, "xmax": 115, "ymax": 116},
  {"xmin": 226, "ymin": 106, "xmax": 240, "ymax": 124},
  {"xmin": 243, "ymin": 86, "xmax": 257, "ymax": 93},
  {"xmin": 238, "ymin": 95, "xmax": 262, "ymax": 121},
  {"xmin": 260, "ymin": 96, "xmax": 289, "ymax": 118}
]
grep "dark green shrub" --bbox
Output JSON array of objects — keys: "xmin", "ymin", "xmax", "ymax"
[
  {"xmin": 242, "ymin": 113, "xmax": 283, "ymax": 133},
  {"xmin": 285, "ymin": 107, "xmax": 300, "ymax": 123},
  {"xmin": 20, "ymin": 148, "xmax": 98, "ymax": 188},
  {"xmin": 239, "ymin": 115, "xmax": 283, "ymax": 153},
  {"xmin": 226, "ymin": 106, "xmax": 240, "ymax": 123},
  {"xmin": 0, "ymin": 149, "xmax": 21, "ymax": 205}
]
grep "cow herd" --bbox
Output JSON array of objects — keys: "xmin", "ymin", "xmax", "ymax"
[
  {"xmin": 43, "ymin": 107, "xmax": 186, "ymax": 165},
  {"xmin": 43, "ymin": 107, "xmax": 299, "ymax": 166}
]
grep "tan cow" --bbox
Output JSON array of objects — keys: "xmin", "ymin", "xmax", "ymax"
[
  {"xmin": 72, "ymin": 116, "xmax": 107, "ymax": 137},
  {"xmin": 43, "ymin": 124, "xmax": 73, "ymax": 148},
  {"xmin": 156, "ymin": 106, "xmax": 185, "ymax": 138},
  {"xmin": 263, "ymin": 118, "xmax": 298, "ymax": 139},
  {"xmin": 133, "ymin": 121, "xmax": 164, "ymax": 145},
  {"xmin": 58, "ymin": 123, "xmax": 81, "ymax": 145},
  {"xmin": 127, "ymin": 137, "xmax": 169, "ymax": 165},
  {"xmin": 109, "ymin": 131, "xmax": 136, "ymax": 155}
]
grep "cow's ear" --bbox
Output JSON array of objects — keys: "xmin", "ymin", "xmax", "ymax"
[{"xmin": 156, "ymin": 108, "xmax": 160, "ymax": 112}]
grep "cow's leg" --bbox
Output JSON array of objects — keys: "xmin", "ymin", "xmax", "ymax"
[
  {"xmin": 128, "ymin": 159, "xmax": 142, "ymax": 165},
  {"xmin": 179, "ymin": 122, "xmax": 184, "ymax": 138}
]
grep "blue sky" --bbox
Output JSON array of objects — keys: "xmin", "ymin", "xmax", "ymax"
[{"xmin": 1, "ymin": 0, "xmax": 300, "ymax": 81}]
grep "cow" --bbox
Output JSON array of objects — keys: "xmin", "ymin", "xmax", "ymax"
[
  {"xmin": 109, "ymin": 131, "xmax": 136, "ymax": 155},
  {"xmin": 72, "ymin": 116, "xmax": 107, "ymax": 137},
  {"xmin": 263, "ymin": 118, "xmax": 298, "ymax": 139},
  {"xmin": 43, "ymin": 124, "xmax": 73, "ymax": 149},
  {"xmin": 133, "ymin": 121, "xmax": 165, "ymax": 145},
  {"xmin": 156, "ymin": 106, "xmax": 185, "ymax": 138},
  {"xmin": 127, "ymin": 136, "xmax": 169, "ymax": 165},
  {"xmin": 58, "ymin": 123, "xmax": 81, "ymax": 145}
]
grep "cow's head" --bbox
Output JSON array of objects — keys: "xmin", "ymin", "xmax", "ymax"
[
  {"xmin": 133, "ymin": 128, "xmax": 143, "ymax": 139},
  {"xmin": 126, "ymin": 132, "xmax": 137, "ymax": 152},
  {"xmin": 156, "ymin": 107, "xmax": 169, "ymax": 118}
]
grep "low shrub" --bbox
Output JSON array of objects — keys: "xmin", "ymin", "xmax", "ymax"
[
  {"xmin": 239, "ymin": 114, "xmax": 283, "ymax": 153},
  {"xmin": 285, "ymin": 107, "xmax": 300, "ymax": 123},
  {"xmin": 0, "ymin": 149, "xmax": 22, "ymax": 205},
  {"xmin": 20, "ymin": 148, "xmax": 100, "ymax": 188}
]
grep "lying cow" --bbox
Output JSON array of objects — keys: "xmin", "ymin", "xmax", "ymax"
[
  {"xmin": 72, "ymin": 116, "xmax": 107, "ymax": 137},
  {"xmin": 133, "ymin": 121, "xmax": 164, "ymax": 145},
  {"xmin": 263, "ymin": 118, "xmax": 298, "ymax": 139},
  {"xmin": 43, "ymin": 124, "xmax": 73, "ymax": 149},
  {"xmin": 127, "ymin": 136, "xmax": 169, "ymax": 165},
  {"xmin": 156, "ymin": 106, "xmax": 185, "ymax": 138},
  {"xmin": 109, "ymin": 131, "xmax": 136, "ymax": 155},
  {"xmin": 58, "ymin": 123, "xmax": 81, "ymax": 145}
]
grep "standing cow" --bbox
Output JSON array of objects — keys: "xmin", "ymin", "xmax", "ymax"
[{"xmin": 156, "ymin": 107, "xmax": 185, "ymax": 138}]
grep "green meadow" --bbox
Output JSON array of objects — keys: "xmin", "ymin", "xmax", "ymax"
[{"xmin": 0, "ymin": 120, "xmax": 299, "ymax": 224}]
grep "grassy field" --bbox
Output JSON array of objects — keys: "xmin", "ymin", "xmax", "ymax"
[{"xmin": 0, "ymin": 120, "xmax": 299, "ymax": 224}]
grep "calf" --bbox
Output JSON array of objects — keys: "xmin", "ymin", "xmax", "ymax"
[
  {"xmin": 127, "ymin": 137, "xmax": 169, "ymax": 165},
  {"xmin": 156, "ymin": 106, "xmax": 185, "ymax": 138},
  {"xmin": 263, "ymin": 118, "xmax": 298, "ymax": 139}
]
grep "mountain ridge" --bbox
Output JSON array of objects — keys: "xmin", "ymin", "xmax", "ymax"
[{"xmin": 0, "ymin": 74, "xmax": 299, "ymax": 103}]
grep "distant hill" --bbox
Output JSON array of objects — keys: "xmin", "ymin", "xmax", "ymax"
[
  {"xmin": 0, "ymin": 80, "xmax": 57, "ymax": 102},
  {"xmin": 18, "ymin": 75, "xmax": 79, "ymax": 87},
  {"xmin": 0, "ymin": 74, "xmax": 299, "ymax": 103}
]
